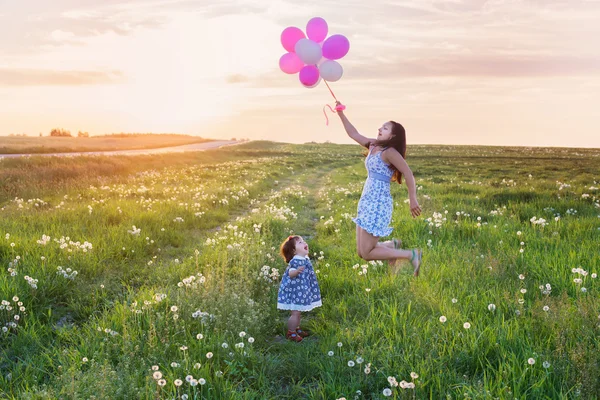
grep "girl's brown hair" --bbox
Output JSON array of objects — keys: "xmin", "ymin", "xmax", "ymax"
[
  {"xmin": 365, "ymin": 121, "xmax": 407, "ymax": 184},
  {"xmin": 280, "ymin": 235, "xmax": 299, "ymax": 263}
]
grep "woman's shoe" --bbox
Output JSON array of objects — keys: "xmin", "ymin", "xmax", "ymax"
[{"xmin": 411, "ymin": 248, "xmax": 422, "ymax": 277}]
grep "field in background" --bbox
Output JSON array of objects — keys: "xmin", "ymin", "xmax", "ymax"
[
  {"xmin": 0, "ymin": 134, "xmax": 214, "ymax": 154},
  {"xmin": 1, "ymin": 142, "xmax": 599, "ymax": 399}
]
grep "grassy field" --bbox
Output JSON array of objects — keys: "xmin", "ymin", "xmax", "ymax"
[
  {"xmin": 0, "ymin": 141, "xmax": 599, "ymax": 399},
  {"xmin": 0, "ymin": 134, "xmax": 214, "ymax": 154}
]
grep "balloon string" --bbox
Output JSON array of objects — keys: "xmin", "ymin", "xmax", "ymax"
[{"xmin": 323, "ymin": 80, "xmax": 338, "ymax": 102}]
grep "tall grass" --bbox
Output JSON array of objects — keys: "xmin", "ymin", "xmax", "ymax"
[{"xmin": 0, "ymin": 142, "xmax": 598, "ymax": 399}]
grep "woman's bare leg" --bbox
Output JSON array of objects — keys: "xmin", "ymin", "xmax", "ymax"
[{"xmin": 357, "ymin": 227, "xmax": 420, "ymax": 273}]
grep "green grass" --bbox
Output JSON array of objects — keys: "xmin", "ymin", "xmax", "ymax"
[{"xmin": 0, "ymin": 141, "xmax": 599, "ymax": 399}]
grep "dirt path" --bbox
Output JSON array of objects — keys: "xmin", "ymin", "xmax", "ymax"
[{"xmin": 0, "ymin": 140, "xmax": 239, "ymax": 158}]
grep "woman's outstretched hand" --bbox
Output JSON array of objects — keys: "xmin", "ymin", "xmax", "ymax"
[
  {"xmin": 335, "ymin": 101, "xmax": 345, "ymax": 114},
  {"xmin": 410, "ymin": 199, "xmax": 421, "ymax": 218}
]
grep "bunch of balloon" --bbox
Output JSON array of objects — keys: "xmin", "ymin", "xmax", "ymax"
[{"xmin": 279, "ymin": 17, "xmax": 350, "ymax": 89}]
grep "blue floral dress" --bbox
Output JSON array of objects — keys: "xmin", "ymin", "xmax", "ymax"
[
  {"xmin": 353, "ymin": 146, "xmax": 394, "ymax": 237},
  {"xmin": 277, "ymin": 255, "xmax": 322, "ymax": 311}
]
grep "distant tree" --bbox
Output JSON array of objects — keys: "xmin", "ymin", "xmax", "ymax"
[
  {"xmin": 39, "ymin": 132, "xmax": 43, "ymax": 137},
  {"xmin": 50, "ymin": 128, "xmax": 72, "ymax": 137},
  {"xmin": 77, "ymin": 131, "xmax": 90, "ymax": 137},
  {"xmin": 230, "ymin": 137, "xmax": 236, "ymax": 141}
]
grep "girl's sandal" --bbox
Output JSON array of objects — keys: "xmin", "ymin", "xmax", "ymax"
[
  {"xmin": 286, "ymin": 330, "xmax": 303, "ymax": 342},
  {"xmin": 296, "ymin": 327, "xmax": 310, "ymax": 338},
  {"xmin": 411, "ymin": 248, "xmax": 422, "ymax": 277},
  {"xmin": 392, "ymin": 238, "xmax": 402, "ymax": 249}
]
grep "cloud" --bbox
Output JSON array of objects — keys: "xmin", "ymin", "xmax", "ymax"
[
  {"xmin": 0, "ymin": 69, "xmax": 125, "ymax": 86},
  {"xmin": 345, "ymin": 55, "xmax": 600, "ymax": 78},
  {"xmin": 226, "ymin": 74, "xmax": 251, "ymax": 84}
]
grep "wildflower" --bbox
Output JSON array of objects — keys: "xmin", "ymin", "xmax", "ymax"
[
  {"xmin": 520, "ymin": 288, "xmax": 527, "ymax": 294},
  {"xmin": 337, "ymin": 342, "xmax": 343, "ymax": 347},
  {"xmin": 543, "ymin": 361, "xmax": 551, "ymax": 368},
  {"xmin": 463, "ymin": 322, "xmax": 471, "ymax": 329},
  {"xmin": 199, "ymin": 378, "xmax": 206, "ymax": 385},
  {"xmin": 180, "ymin": 346, "xmax": 188, "ymax": 351},
  {"xmin": 383, "ymin": 388, "xmax": 392, "ymax": 396},
  {"xmin": 170, "ymin": 306, "xmax": 178, "ymax": 312},
  {"xmin": 356, "ymin": 356, "xmax": 364, "ymax": 364},
  {"xmin": 439, "ymin": 316, "xmax": 447, "ymax": 323},
  {"xmin": 196, "ymin": 333, "xmax": 204, "ymax": 340},
  {"xmin": 194, "ymin": 363, "xmax": 201, "ymax": 369},
  {"xmin": 518, "ymin": 274, "xmax": 525, "ymax": 280},
  {"xmin": 185, "ymin": 375, "xmax": 193, "ymax": 382},
  {"xmin": 190, "ymin": 379, "xmax": 198, "ymax": 386},
  {"xmin": 239, "ymin": 331, "xmax": 246, "ymax": 338},
  {"xmin": 488, "ymin": 304, "xmax": 496, "ymax": 311},
  {"xmin": 528, "ymin": 358, "xmax": 535, "ymax": 365},
  {"xmin": 174, "ymin": 379, "xmax": 182, "ymax": 386},
  {"xmin": 328, "ymin": 351, "xmax": 334, "ymax": 356},
  {"xmin": 410, "ymin": 372, "xmax": 419, "ymax": 379},
  {"xmin": 222, "ymin": 342, "xmax": 229, "ymax": 349},
  {"xmin": 206, "ymin": 352, "xmax": 213, "ymax": 359},
  {"xmin": 152, "ymin": 365, "xmax": 159, "ymax": 371},
  {"xmin": 248, "ymin": 337, "xmax": 254, "ymax": 343},
  {"xmin": 157, "ymin": 379, "xmax": 166, "ymax": 386},
  {"xmin": 82, "ymin": 357, "xmax": 88, "ymax": 363},
  {"xmin": 347, "ymin": 360, "xmax": 355, "ymax": 367},
  {"xmin": 452, "ymin": 298, "xmax": 458, "ymax": 304},
  {"xmin": 153, "ymin": 371, "xmax": 162, "ymax": 380}
]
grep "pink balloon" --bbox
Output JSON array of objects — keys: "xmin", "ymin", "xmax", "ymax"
[
  {"xmin": 322, "ymin": 34, "xmax": 350, "ymax": 60},
  {"xmin": 306, "ymin": 17, "xmax": 328, "ymax": 43},
  {"xmin": 281, "ymin": 27, "xmax": 306, "ymax": 53},
  {"xmin": 299, "ymin": 65, "xmax": 320, "ymax": 87},
  {"xmin": 279, "ymin": 52, "xmax": 304, "ymax": 74}
]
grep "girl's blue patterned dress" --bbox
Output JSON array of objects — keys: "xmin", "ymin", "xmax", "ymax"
[
  {"xmin": 353, "ymin": 146, "xmax": 394, "ymax": 237},
  {"xmin": 277, "ymin": 255, "xmax": 322, "ymax": 311}
]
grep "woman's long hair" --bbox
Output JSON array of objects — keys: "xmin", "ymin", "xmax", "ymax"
[{"xmin": 366, "ymin": 121, "xmax": 407, "ymax": 184}]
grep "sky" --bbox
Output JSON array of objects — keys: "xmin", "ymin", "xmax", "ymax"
[{"xmin": 1, "ymin": 0, "xmax": 599, "ymax": 147}]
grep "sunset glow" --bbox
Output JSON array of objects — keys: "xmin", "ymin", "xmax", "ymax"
[{"xmin": 1, "ymin": 0, "xmax": 599, "ymax": 147}]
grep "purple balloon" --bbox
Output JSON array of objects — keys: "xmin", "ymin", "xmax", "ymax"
[
  {"xmin": 322, "ymin": 34, "xmax": 350, "ymax": 60},
  {"xmin": 299, "ymin": 65, "xmax": 320, "ymax": 87},
  {"xmin": 281, "ymin": 27, "xmax": 306, "ymax": 53},
  {"xmin": 279, "ymin": 52, "xmax": 304, "ymax": 74},
  {"xmin": 306, "ymin": 17, "xmax": 328, "ymax": 43}
]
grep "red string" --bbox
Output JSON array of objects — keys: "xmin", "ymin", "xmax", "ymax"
[{"xmin": 322, "ymin": 104, "xmax": 337, "ymax": 126}]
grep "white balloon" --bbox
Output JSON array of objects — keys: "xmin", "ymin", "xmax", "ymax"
[
  {"xmin": 319, "ymin": 60, "xmax": 343, "ymax": 82},
  {"xmin": 295, "ymin": 38, "xmax": 322, "ymax": 65}
]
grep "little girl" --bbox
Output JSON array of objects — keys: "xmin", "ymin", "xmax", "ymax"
[{"xmin": 277, "ymin": 235, "xmax": 322, "ymax": 342}]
